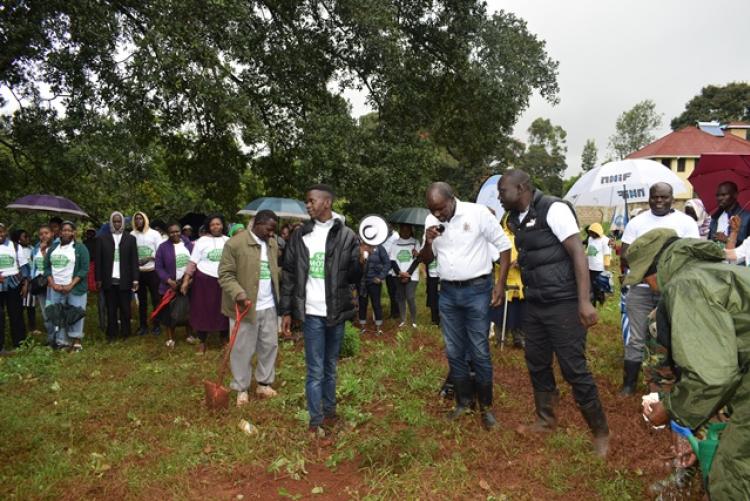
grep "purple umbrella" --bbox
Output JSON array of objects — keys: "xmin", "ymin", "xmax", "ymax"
[{"xmin": 6, "ymin": 194, "xmax": 89, "ymax": 218}]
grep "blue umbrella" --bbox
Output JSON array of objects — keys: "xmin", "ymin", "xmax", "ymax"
[{"xmin": 237, "ymin": 197, "xmax": 309, "ymax": 219}]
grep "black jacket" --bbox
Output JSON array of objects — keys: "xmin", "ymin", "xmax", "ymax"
[
  {"xmin": 280, "ymin": 218, "xmax": 362, "ymax": 326},
  {"xmin": 95, "ymin": 232, "xmax": 140, "ymax": 290},
  {"xmin": 508, "ymin": 190, "xmax": 578, "ymax": 303}
]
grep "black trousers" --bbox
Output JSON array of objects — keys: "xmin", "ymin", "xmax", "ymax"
[
  {"xmin": 358, "ymin": 282, "xmax": 383, "ymax": 323},
  {"xmin": 385, "ymin": 275, "xmax": 400, "ymax": 318},
  {"xmin": 136, "ymin": 270, "xmax": 161, "ymax": 329},
  {"xmin": 104, "ymin": 286, "xmax": 132, "ymax": 340},
  {"xmin": 522, "ymin": 300, "xmax": 600, "ymax": 407},
  {"xmin": 426, "ymin": 276, "xmax": 440, "ymax": 325},
  {"xmin": 0, "ymin": 288, "xmax": 26, "ymax": 349}
]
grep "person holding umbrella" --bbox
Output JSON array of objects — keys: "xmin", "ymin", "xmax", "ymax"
[
  {"xmin": 155, "ymin": 222, "xmax": 195, "ymax": 348},
  {"xmin": 44, "ymin": 221, "xmax": 89, "ymax": 351},
  {"xmin": 0, "ymin": 222, "xmax": 28, "ymax": 351},
  {"xmin": 96, "ymin": 211, "xmax": 139, "ymax": 341}
]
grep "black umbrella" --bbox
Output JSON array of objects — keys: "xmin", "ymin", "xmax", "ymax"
[
  {"xmin": 45, "ymin": 303, "xmax": 86, "ymax": 331},
  {"xmin": 387, "ymin": 207, "xmax": 431, "ymax": 226}
]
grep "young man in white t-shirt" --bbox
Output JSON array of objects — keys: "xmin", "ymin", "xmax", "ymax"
[
  {"xmin": 132, "ymin": 211, "xmax": 164, "ymax": 336},
  {"xmin": 218, "ymin": 210, "xmax": 281, "ymax": 406},
  {"xmin": 498, "ymin": 170, "xmax": 609, "ymax": 458},
  {"xmin": 280, "ymin": 185, "xmax": 363, "ymax": 436},
  {"xmin": 619, "ymin": 182, "xmax": 699, "ymax": 396}
]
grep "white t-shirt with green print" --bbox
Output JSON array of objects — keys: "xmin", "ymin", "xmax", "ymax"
[
  {"xmin": 190, "ymin": 235, "xmax": 229, "ymax": 278},
  {"xmin": 173, "ymin": 241, "xmax": 191, "ymax": 281},
  {"xmin": 134, "ymin": 228, "xmax": 163, "ymax": 272},
  {"xmin": 0, "ymin": 240, "xmax": 24, "ymax": 277},
  {"xmin": 303, "ymin": 218, "xmax": 334, "ymax": 317},
  {"xmin": 389, "ymin": 237, "xmax": 421, "ymax": 281},
  {"xmin": 50, "ymin": 242, "xmax": 76, "ymax": 285},
  {"xmin": 252, "ymin": 232, "xmax": 275, "ymax": 312}
]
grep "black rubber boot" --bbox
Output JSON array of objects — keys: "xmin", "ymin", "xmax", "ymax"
[
  {"xmin": 476, "ymin": 382, "xmax": 497, "ymax": 430},
  {"xmin": 619, "ymin": 360, "xmax": 641, "ymax": 396},
  {"xmin": 447, "ymin": 378, "xmax": 475, "ymax": 421},
  {"xmin": 517, "ymin": 390, "xmax": 559, "ymax": 434},
  {"xmin": 579, "ymin": 399, "xmax": 610, "ymax": 458}
]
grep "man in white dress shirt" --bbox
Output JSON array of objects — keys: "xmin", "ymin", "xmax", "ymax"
[{"xmin": 420, "ymin": 182, "xmax": 511, "ymax": 430}]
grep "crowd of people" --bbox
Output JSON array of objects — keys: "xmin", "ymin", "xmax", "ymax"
[{"xmin": 1, "ymin": 174, "xmax": 748, "ymax": 498}]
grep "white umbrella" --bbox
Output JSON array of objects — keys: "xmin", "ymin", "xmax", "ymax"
[
  {"xmin": 475, "ymin": 174, "xmax": 505, "ymax": 221},
  {"xmin": 564, "ymin": 159, "xmax": 686, "ymax": 207}
]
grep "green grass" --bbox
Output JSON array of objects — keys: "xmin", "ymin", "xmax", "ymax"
[{"xmin": 0, "ymin": 279, "xmax": 650, "ymax": 499}]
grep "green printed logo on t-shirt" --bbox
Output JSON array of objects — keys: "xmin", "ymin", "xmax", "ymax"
[
  {"xmin": 586, "ymin": 244, "xmax": 599, "ymax": 257},
  {"xmin": 114, "ymin": 249, "xmax": 120, "ymax": 262},
  {"xmin": 0, "ymin": 254, "xmax": 14, "ymax": 269},
  {"xmin": 175, "ymin": 254, "xmax": 190, "ymax": 268},
  {"xmin": 138, "ymin": 245, "xmax": 154, "ymax": 258},
  {"xmin": 309, "ymin": 252, "xmax": 325, "ymax": 279},
  {"xmin": 260, "ymin": 260, "xmax": 271, "ymax": 280},
  {"xmin": 397, "ymin": 249, "xmax": 412, "ymax": 263},
  {"xmin": 50, "ymin": 254, "xmax": 71, "ymax": 269},
  {"xmin": 207, "ymin": 248, "xmax": 223, "ymax": 262},
  {"xmin": 34, "ymin": 256, "xmax": 45, "ymax": 270},
  {"xmin": 428, "ymin": 259, "xmax": 438, "ymax": 270}
]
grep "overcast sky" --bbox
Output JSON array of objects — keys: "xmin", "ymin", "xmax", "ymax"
[{"xmin": 348, "ymin": 0, "xmax": 750, "ymax": 177}]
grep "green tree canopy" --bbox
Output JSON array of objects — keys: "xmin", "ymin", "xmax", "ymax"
[
  {"xmin": 1, "ymin": 1, "xmax": 558, "ymax": 225},
  {"xmin": 581, "ymin": 138, "xmax": 597, "ymax": 171},
  {"xmin": 517, "ymin": 117, "xmax": 567, "ymax": 196},
  {"xmin": 671, "ymin": 82, "xmax": 750, "ymax": 130},
  {"xmin": 608, "ymin": 99, "xmax": 662, "ymax": 160}
]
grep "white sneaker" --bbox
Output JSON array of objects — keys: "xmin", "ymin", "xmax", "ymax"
[
  {"xmin": 185, "ymin": 335, "xmax": 199, "ymax": 345},
  {"xmin": 411, "ymin": 323, "xmax": 417, "ymax": 329},
  {"xmin": 398, "ymin": 321, "xmax": 406, "ymax": 328},
  {"xmin": 256, "ymin": 384, "xmax": 278, "ymax": 398},
  {"xmin": 165, "ymin": 339, "xmax": 175, "ymax": 348},
  {"xmin": 237, "ymin": 391, "xmax": 249, "ymax": 407}
]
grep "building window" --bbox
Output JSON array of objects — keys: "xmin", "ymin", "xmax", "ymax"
[
  {"xmin": 661, "ymin": 159, "xmax": 672, "ymax": 169},
  {"xmin": 677, "ymin": 158, "xmax": 686, "ymax": 172},
  {"xmin": 746, "ymin": 129, "xmax": 750, "ymax": 141}
]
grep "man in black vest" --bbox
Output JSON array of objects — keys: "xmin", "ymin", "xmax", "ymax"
[{"xmin": 497, "ymin": 170, "xmax": 609, "ymax": 457}]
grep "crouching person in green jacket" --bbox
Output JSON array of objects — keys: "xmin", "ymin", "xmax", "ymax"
[{"xmin": 625, "ymin": 228, "xmax": 750, "ymax": 500}]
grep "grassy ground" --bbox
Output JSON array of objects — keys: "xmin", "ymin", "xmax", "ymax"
[{"xmin": 0, "ymin": 280, "xmax": 671, "ymax": 500}]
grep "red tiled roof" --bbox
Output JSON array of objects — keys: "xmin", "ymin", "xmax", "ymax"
[{"xmin": 627, "ymin": 126, "xmax": 750, "ymax": 158}]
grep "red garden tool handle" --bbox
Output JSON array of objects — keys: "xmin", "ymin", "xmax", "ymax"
[{"xmin": 216, "ymin": 302, "xmax": 252, "ymax": 385}]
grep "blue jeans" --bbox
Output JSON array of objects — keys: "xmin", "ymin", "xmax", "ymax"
[
  {"xmin": 439, "ymin": 275, "xmax": 493, "ymax": 384},
  {"xmin": 303, "ymin": 315, "xmax": 344, "ymax": 427},
  {"xmin": 47, "ymin": 289, "xmax": 87, "ymax": 346}
]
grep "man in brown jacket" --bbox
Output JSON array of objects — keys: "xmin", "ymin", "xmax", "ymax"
[{"xmin": 218, "ymin": 210, "xmax": 280, "ymax": 407}]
